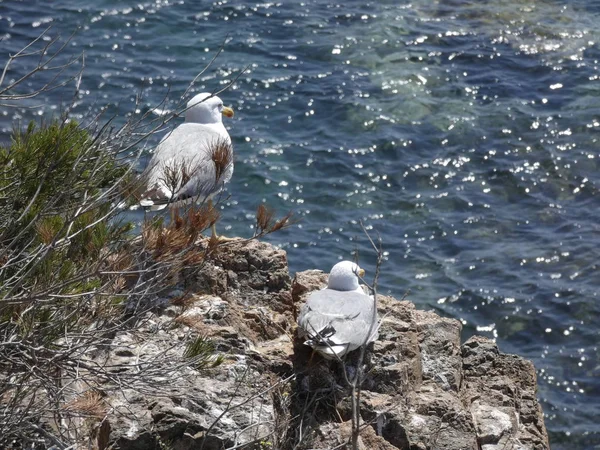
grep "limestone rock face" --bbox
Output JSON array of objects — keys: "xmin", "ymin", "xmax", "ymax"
[
  {"xmin": 78, "ymin": 239, "xmax": 294, "ymax": 450},
  {"xmin": 290, "ymin": 269, "xmax": 549, "ymax": 450},
  {"xmin": 67, "ymin": 239, "xmax": 548, "ymax": 450}
]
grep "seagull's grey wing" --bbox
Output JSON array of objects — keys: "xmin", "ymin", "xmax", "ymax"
[
  {"xmin": 298, "ymin": 289, "xmax": 378, "ymax": 353},
  {"xmin": 141, "ymin": 124, "xmax": 233, "ymax": 208}
]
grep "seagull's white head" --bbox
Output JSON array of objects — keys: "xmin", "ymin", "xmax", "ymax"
[
  {"xmin": 185, "ymin": 92, "xmax": 234, "ymax": 124},
  {"xmin": 327, "ymin": 260, "xmax": 365, "ymax": 292}
]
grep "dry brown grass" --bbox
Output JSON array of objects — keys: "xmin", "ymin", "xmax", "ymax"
[
  {"xmin": 142, "ymin": 203, "xmax": 220, "ymax": 264},
  {"xmin": 35, "ymin": 221, "xmax": 57, "ymax": 246},
  {"xmin": 63, "ymin": 391, "xmax": 107, "ymax": 419},
  {"xmin": 255, "ymin": 204, "xmax": 294, "ymax": 235},
  {"xmin": 169, "ymin": 290, "xmax": 195, "ymax": 308},
  {"xmin": 210, "ymin": 137, "xmax": 233, "ymax": 184}
]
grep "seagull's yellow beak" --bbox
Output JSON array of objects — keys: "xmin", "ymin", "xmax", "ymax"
[
  {"xmin": 358, "ymin": 268, "xmax": 365, "ymax": 278},
  {"xmin": 222, "ymin": 106, "xmax": 234, "ymax": 118}
]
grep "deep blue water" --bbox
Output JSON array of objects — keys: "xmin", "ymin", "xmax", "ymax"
[{"xmin": 1, "ymin": 1, "xmax": 599, "ymax": 447}]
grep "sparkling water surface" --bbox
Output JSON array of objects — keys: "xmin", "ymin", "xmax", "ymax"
[{"xmin": 1, "ymin": 1, "xmax": 599, "ymax": 447}]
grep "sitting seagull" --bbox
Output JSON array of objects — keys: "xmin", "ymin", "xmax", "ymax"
[
  {"xmin": 297, "ymin": 261, "xmax": 379, "ymax": 360},
  {"xmin": 140, "ymin": 92, "xmax": 235, "ymax": 236}
]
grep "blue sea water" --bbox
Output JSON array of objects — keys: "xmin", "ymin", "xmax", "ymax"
[{"xmin": 1, "ymin": 0, "xmax": 599, "ymax": 447}]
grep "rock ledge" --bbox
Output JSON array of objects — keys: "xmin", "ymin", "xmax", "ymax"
[{"xmin": 72, "ymin": 239, "xmax": 549, "ymax": 450}]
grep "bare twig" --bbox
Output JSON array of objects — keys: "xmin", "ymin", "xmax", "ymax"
[{"xmin": 347, "ymin": 222, "xmax": 385, "ymax": 450}]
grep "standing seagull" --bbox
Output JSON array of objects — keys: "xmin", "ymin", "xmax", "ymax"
[
  {"xmin": 297, "ymin": 261, "xmax": 379, "ymax": 360},
  {"xmin": 140, "ymin": 92, "xmax": 235, "ymax": 237}
]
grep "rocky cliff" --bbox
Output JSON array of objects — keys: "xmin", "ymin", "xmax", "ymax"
[{"xmin": 71, "ymin": 238, "xmax": 549, "ymax": 450}]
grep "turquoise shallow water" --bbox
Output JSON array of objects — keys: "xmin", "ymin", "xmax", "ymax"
[{"xmin": 1, "ymin": 0, "xmax": 600, "ymax": 447}]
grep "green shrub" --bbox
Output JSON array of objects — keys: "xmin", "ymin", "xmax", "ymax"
[
  {"xmin": 0, "ymin": 119, "xmax": 130, "ymax": 337},
  {"xmin": 184, "ymin": 334, "xmax": 225, "ymax": 370}
]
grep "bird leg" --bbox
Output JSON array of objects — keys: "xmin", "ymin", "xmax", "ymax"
[
  {"xmin": 208, "ymin": 199, "xmax": 238, "ymax": 242},
  {"xmin": 208, "ymin": 199, "xmax": 220, "ymax": 238}
]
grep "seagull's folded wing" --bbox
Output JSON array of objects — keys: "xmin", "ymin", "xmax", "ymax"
[
  {"xmin": 298, "ymin": 289, "xmax": 378, "ymax": 352},
  {"xmin": 140, "ymin": 124, "xmax": 233, "ymax": 208}
]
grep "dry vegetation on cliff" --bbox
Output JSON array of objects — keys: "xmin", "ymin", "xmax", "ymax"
[{"xmin": 0, "ymin": 31, "xmax": 292, "ymax": 449}]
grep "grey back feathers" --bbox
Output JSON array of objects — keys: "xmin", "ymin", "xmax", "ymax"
[{"xmin": 297, "ymin": 261, "xmax": 378, "ymax": 359}]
